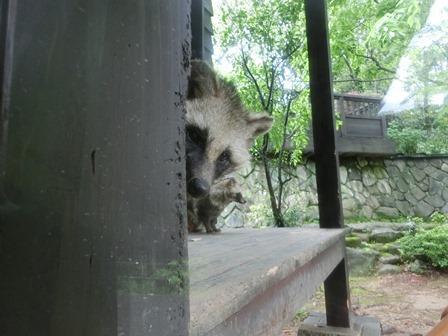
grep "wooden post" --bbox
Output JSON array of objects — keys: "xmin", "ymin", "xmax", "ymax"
[
  {"xmin": 191, "ymin": 0, "xmax": 204, "ymax": 60},
  {"xmin": 0, "ymin": 1, "xmax": 190, "ymax": 335},
  {"xmin": 0, "ymin": 0, "xmax": 15, "ymax": 205},
  {"xmin": 191, "ymin": 0, "xmax": 213, "ymax": 64},
  {"xmin": 304, "ymin": 0, "xmax": 351, "ymax": 328}
]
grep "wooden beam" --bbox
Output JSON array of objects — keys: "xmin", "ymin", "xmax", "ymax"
[{"xmin": 304, "ymin": 0, "xmax": 351, "ymax": 328}]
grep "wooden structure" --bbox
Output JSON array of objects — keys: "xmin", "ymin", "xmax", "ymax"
[
  {"xmin": 304, "ymin": 0, "xmax": 350, "ymax": 328},
  {"xmin": 1, "ymin": 1, "xmax": 353, "ymax": 336},
  {"xmin": 189, "ymin": 228, "xmax": 346, "ymax": 335},
  {"xmin": 0, "ymin": 1, "xmax": 190, "ymax": 335},
  {"xmin": 335, "ymin": 93, "xmax": 386, "ymax": 137},
  {"xmin": 306, "ymin": 93, "xmax": 396, "ymax": 156},
  {"xmin": 191, "ymin": 0, "xmax": 214, "ymax": 64}
]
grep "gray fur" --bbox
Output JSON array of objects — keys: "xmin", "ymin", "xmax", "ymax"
[
  {"xmin": 186, "ymin": 60, "xmax": 273, "ymax": 233},
  {"xmin": 189, "ymin": 177, "xmax": 246, "ymax": 233}
]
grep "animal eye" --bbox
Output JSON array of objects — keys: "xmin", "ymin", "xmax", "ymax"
[
  {"xmin": 218, "ymin": 150, "xmax": 230, "ymax": 163},
  {"xmin": 214, "ymin": 149, "xmax": 232, "ymax": 179}
]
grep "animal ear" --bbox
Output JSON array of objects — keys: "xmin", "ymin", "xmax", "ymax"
[
  {"xmin": 246, "ymin": 112, "xmax": 273, "ymax": 138},
  {"xmin": 188, "ymin": 60, "xmax": 218, "ymax": 99}
]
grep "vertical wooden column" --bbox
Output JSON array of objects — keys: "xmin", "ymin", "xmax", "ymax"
[
  {"xmin": 304, "ymin": 0, "xmax": 351, "ymax": 328},
  {"xmin": 191, "ymin": 0, "xmax": 204, "ymax": 60},
  {"xmin": 191, "ymin": 0, "xmax": 213, "ymax": 64},
  {"xmin": 0, "ymin": 1, "xmax": 190, "ymax": 335},
  {"xmin": 0, "ymin": 0, "xmax": 16, "ymax": 205}
]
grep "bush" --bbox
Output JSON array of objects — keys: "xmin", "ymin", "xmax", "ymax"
[
  {"xmin": 247, "ymin": 203, "xmax": 274, "ymax": 228},
  {"xmin": 387, "ymin": 108, "xmax": 448, "ymax": 155},
  {"xmin": 429, "ymin": 212, "xmax": 448, "ymax": 225},
  {"xmin": 398, "ymin": 224, "xmax": 448, "ymax": 269}
]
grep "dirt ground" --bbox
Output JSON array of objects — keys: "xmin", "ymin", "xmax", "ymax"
[{"xmin": 282, "ymin": 271, "xmax": 448, "ymax": 336}]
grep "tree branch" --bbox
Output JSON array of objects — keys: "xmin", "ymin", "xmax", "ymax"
[
  {"xmin": 241, "ymin": 50, "xmax": 268, "ymax": 109},
  {"xmin": 266, "ymin": 65, "xmax": 277, "ymax": 112},
  {"xmin": 277, "ymin": 93, "xmax": 295, "ymax": 212},
  {"xmin": 334, "ymin": 77, "xmax": 395, "ymax": 83},
  {"xmin": 354, "ymin": 51, "xmax": 396, "ymax": 74},
  {"xmin": 240, "ymin": 165, "xmax": 256, "ymax": 179}
]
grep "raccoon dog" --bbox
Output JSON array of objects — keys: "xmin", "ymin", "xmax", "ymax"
[
  {"xmin": 188, "ymin": 177, "xmax": 246, "ymax": 233},
  {"xmin": 185, "ymin": 60, "xmax": 272, "ymax": 200}
]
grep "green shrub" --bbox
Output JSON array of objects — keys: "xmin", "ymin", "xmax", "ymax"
[
  {"xmin": 429, "ymin": 212, "xmax": 448, "ymax": 225},
  {"xmin": 398, "ymin": 224, "xmax": 448, "ymax": 269},
  {"xmin": 248, "ymin": 203, "xmax": 274, "ymax": 228},
  {"xmin": 282, "ymin": 207, "xmax": 304, "ymax": 227},
  {"xmin": 387, "ymin": 108, "xmax": 448, "ymax": 155}
]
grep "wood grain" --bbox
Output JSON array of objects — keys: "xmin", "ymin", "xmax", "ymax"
[{"xmin": 189, "ymin": 228, "xmax": 346, "ymax": 335}]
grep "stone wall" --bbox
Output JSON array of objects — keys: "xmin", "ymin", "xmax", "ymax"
[{"xmin": 219, "ymin": 156, "xmax": 448, "ymax": 228}]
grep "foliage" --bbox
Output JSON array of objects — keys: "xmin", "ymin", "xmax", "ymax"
[
  {"xmin": 118, "ymin": 260, "xmax": 187, "ymax": 295},
  {"xmin": 247, "ymin": 199, "xmax": 305, "ymax": 228},
  {"xmin": 399, "ymin": 223, "xmax": 448, "ymax": 269},
  {"xmin": 247, "ymin": 203, "xmax": 274, "ymax": 228},
  {"xmin": 215, "ymin": 0, "xmax": 434, "ymax": 226},
  {"xmin": 405, "ymin": 17, "xmax": 448, "ymax": 102},
  {"xmin": 329, "ymin": 0, "xmax": 434, "ymax": 94},
  {"xmin": 293, "ymin": 309, "xmax": 310, "ymax": 322},
  {"xmin": 388, "ymin": 107, "xmax": 448, "ymax": 154},
  {"xmin": 218, "ymin": 0, "xmax": 310, "ymax": 165},
  {"xmin": 217, "ymin": 0, "xmax": 311, "ymax": 226},
  {"xmin": 386, "ymin": 16, "xmax": 448, "ymax": 154},
  {"xmin": 428, "ymin": 211, "xmax": 448, "ymax": 225}
]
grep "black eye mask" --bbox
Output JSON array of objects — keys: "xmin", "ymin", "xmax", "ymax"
[
  {"xmin": 185, "ymin": 125, "xmax": 209, "ymax": 181},
  {"xmin": 214, "ymin": 148, "xmax": 232, "ymax": 179},
  {"xmin": 186, "ymin": 125, "xmax": 208, "ymax": 150}
]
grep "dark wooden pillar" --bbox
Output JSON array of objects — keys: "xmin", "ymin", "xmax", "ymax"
[
  {"xmin": 0, "ymin": 1, "xmax": 190, "ymax": 335},
  {"xmin": 0, "ymin": 0, "xmax": 15, "ymax": 205},
  {"xmin": 304, "ymin": 0, "xmax": 351, "ymax": 328},
  {"xmin": 191, "ymin": 0, "xmax": 214, "ymax": 63}
]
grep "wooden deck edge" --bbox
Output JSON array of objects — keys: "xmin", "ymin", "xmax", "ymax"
[
  {"xmin": 202, "ymin": 236, "xmax": 346, "ymax": 336},
  {"xmin": 189, "ymin": 229, "xmax": 346, "ymax": 335}
]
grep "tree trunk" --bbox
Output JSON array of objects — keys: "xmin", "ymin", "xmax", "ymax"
[{"xmin": 261, "ymin": 135, "xmax": 285, "ymax": 227}]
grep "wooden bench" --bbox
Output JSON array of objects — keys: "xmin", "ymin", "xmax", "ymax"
[{"xmin": 189, "ymin": 228, "xmax": 346, "ymax": 336}]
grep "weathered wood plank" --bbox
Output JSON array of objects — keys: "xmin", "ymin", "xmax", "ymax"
[
  {"xmin": 305, "ymin": 135, "xmax": 397, "ymax": 156},
  {"xmin": 344, "ymin": 116, "xmax": 384, "ymax": 137},
  {"xmin": 189, "ymin": 228, "xmax": 346, "ymax": 336},
  {"xmin": 337, "ymin": 136, "xmax": 396, "ymax": 156}
]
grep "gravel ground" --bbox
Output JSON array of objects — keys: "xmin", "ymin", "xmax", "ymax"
[{"xmin": 282, "ymin": 271, "xmax": 448, "ymax": 336}]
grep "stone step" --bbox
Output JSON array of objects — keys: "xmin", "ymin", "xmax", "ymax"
[{"xmin": 298, "ymin": 312, "xmax": 381, "ymax": 336}]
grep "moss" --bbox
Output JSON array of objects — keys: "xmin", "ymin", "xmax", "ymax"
[{"xmin": 346, "ymin": 236, "xmax": 362, "ymax": 248}]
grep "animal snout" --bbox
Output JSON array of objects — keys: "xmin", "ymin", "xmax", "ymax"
[{"xmin": 188, "ymin": 178, "xmax": 210, "ymax": 198}]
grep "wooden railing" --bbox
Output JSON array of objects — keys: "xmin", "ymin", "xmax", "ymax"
[
  {"xmin": 334, "ymin": 93, "xmax": 383, "ymax": 118},
  {"xmin": 305, "ymin": 93, "xmax": 396, "ymax": 156},
  {"xmin": 334, "ymin": 93, "xmax": 387, "ymax": 138}
]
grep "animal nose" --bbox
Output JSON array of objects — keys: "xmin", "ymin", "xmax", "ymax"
[{"xmin": 188, "ymin": 178, "xmax": 210, "ymax": 198}]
